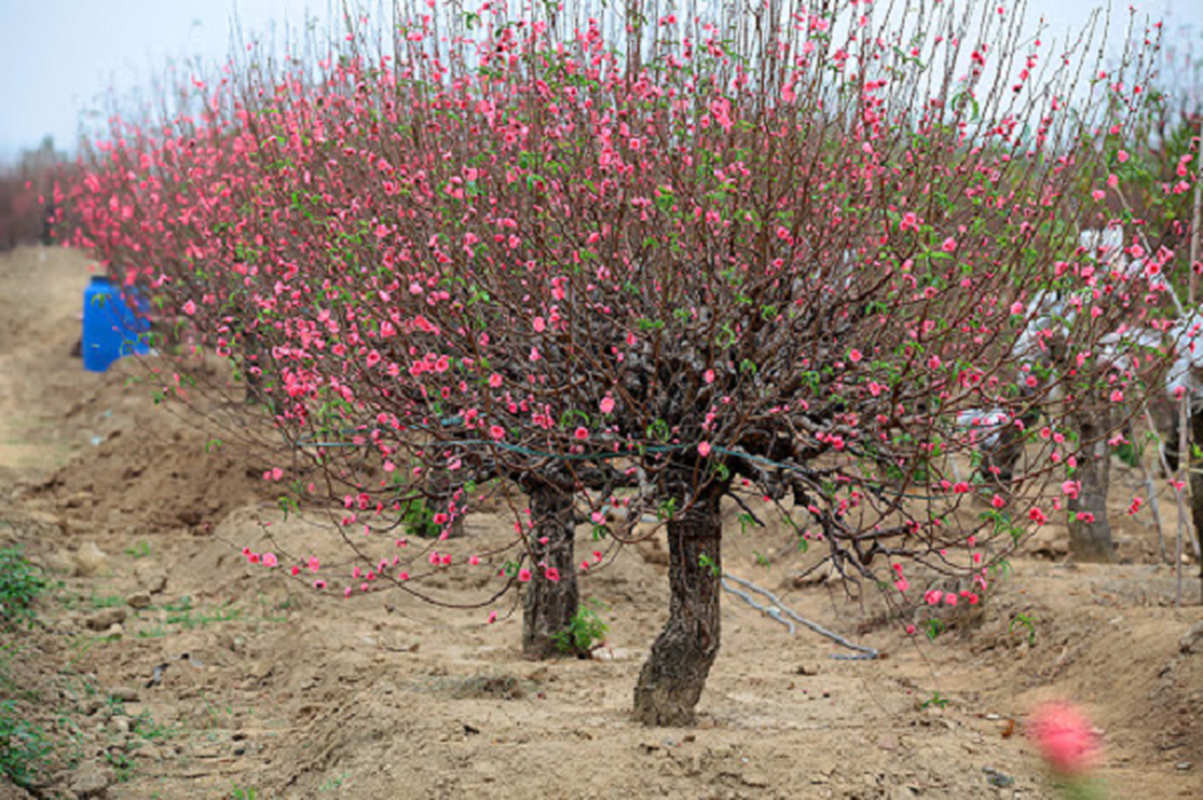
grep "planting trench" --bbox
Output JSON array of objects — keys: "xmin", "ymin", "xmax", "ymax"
[{"xmin": 1, "ymin": 246, "xmax": 1201, "ymax": 799}]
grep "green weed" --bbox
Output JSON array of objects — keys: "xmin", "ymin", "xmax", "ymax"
[
  {"xmin": 0, "ymin": 547, "xmax": 46, "ymax": 630},
  {"xmin": 123, "ymin": 541, "xmax": 152, "ymax": 559},
  {"xmin": 552, "ymin": 600, "xmax": 609, "ymax": 656},
  {"xmin": 0, "ymin": 699, "xmax": 54, "ymax": 788}
]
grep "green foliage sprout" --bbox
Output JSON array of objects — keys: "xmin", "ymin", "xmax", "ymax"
[
  {"xmin": 552, "ymin": 601, "xmax": 609, "ymax": 656},
  {"xmin": 0, "ymin": 548, "xmax": 46, "ymax": 630},
  {"xmin": 0, "ymin": 700, "xmax": 54, "ymax": 788}
]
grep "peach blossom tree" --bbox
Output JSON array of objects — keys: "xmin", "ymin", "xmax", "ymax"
[{"xmin": 69, "ymin": 0, "xmax": 1177, "ymax": 725}]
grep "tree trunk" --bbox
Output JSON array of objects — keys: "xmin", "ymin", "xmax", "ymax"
[
  {"xmin": 1067, "ymin": 412, "xmax": 1114, "ymax": 562},
  {"xmin": 633, "ymin": 490, "xmax": 722, "ymax": 727},
  {"xmin": 1190, "ymin": 410, "xmax": 1203, "ymax": 603},
  {"xmin": 522, "ymin": 483, "xmax": 579, "ymax": 659},
  {"xmin": 244, "ymin": 330, "xmax": 270, "ymax": 409},
  {"xmin": 425, "ymin": 464, "xmax": 465, "ymax": 538}
]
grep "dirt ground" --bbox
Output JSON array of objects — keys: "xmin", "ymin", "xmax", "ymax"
[{"xmin": 1, "ymin": 246, "xmax": 1201, "ymax": 800}]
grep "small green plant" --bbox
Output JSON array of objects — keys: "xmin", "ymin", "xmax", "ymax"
[
  {"xmin": 166, "ymin": 602, "xmax": 241, "ymax": 629},
  {"xmin": 88, "ymin": 593, "xmax": 124, "ymax": 609},
  {"xmin": 400, "ymin": 499, "xmax": 441, "ymax": 539},
  {"xmin": 1112, "ymin": 441, "xmax": 1141, "ymax": 469},
  {"xmin": 552, "ymin": 601, "xmax": 609, "ymax": 656},
  {"xmin": 921, "ymin": 691, "xmax": 950, "ymax": 710},
  {"xmin": 160, "ymin": 596, "xmax": 193, "ymax": 612},
  {"xmin": 0, "ymin": 699, "xmax": 54, "ymax": 788},
  {"xmin": 925, "ymin": 618, "xmax": 945, "ymax": 641},
  {"xmin": 123, "ymin": 541, "xmax": 152, "ymax": 559},
  {"xmin": 0, "ymin": 547, "xmax": 47, "ymax": 630},
  {"xmin": 131, "ymin": 712, "xmax": 174, "ymax": 741},
  {"xmin": 1010, "ymin": 613, "xmax": 1037, "ymax": 645},
  {"xmin": 319, "ymin": 772, "xmax": 350, "ymax": 791},
  {"xmin": 105, "ymin": 750, "xmax": 135, "ymax": 783},
  {"xmin": 230, "ymin": 786, "xmax": 258, "ymax": 800}
]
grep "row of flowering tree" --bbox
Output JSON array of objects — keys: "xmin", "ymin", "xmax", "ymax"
[
  {"xmin": 69, "ymin": 0, "xmax": 1183, "ymax": 725},
  {"xmin": 0, "ymin": 136, "xmax": 63, "ymax": 251}
]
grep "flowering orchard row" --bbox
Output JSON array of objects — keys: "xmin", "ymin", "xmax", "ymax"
[{"xmin": 68, "ymin": 0, "xmax": 1188, "ymax": 725}]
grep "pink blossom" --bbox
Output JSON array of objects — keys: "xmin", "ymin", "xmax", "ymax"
[
  {"xmin": 941, "ymin": 237, "xmax": 957, "ymax": 253},
  {"xmin": 262, "ymin": 552, "xmax": 278, "ymax": 568},
  {"xmin": 698, "ymin": 441, "xmax": 712, "ymax": 457},
  {"xmin": 545, "ymin": 567, "xmax": 561, "ymax": 582},
  {"xmin": 1029, "ymin": 702, "xmax": 1099, "ymax": 776},
  {"xmin": 600, "ymin": 396, "xmax": 615, "ymax": 414},
  {"xmin": 518, "ymin": 568, "xmax": 532, "ymax": 582},
  {"xmin": 489, "ymin": 425, "xmax": 506, "ymax": 441},
  {"xmin": 574, "ymin": 426, "xmax": 589, "ymax": 440}
]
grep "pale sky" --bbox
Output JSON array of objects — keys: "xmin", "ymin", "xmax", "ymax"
[{"xmin": 0, "ymin": 0, "xmax": 1200, "ymax": 161}]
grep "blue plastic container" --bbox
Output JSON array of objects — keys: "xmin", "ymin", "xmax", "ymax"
[{"xmin": 82, "ymin": 275, "xmax": 150, "ymax": 372}]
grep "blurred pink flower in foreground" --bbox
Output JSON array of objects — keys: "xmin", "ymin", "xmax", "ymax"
[{"xmin": 1028, "ymin": 701, "xmax": 1100, "ymax": 776}]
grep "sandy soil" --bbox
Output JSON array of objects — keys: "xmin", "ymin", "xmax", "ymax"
[{"xmin": 1, "ymin": 246, "xmax": 1201, "ymax": 800}]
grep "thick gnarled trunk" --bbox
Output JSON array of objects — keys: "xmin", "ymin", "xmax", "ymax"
[
  {"xmin": 633, "ymin": 491, "xmax": 722, "ymax": 726},
  {"xmin": 1067, "ymin": 411, "xmax": 1114, "ymax": 563},
  {"xmin": 522, "ymin": 483, "xmax": 580, "ymax": 659}
]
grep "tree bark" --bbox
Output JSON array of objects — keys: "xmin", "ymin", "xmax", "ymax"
[
  {"xmin": 522, "ymin": 482, "xmax": 580, "ymax": 659},
  {"xmin": 1190, "ymin": 410, "xmax": 1203, "ymax": 602},
  {"xmin": 425, "ymin": 464, "xmax": 465, "ymax": 538},
  {"xmin": 633, "ymin": 490, "xmax": 722, "ymax": 726},
  {"xmin": 1186, "ymin": 411, "xmax": 1203, "ymax": 539},
  {"xmin": 1067, "ymin": 410, "xmax": 1114, "ymax": 563}
]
